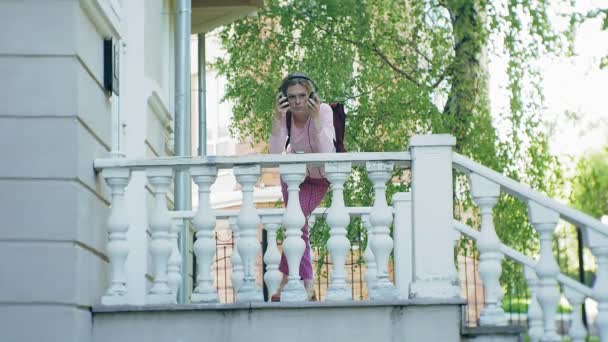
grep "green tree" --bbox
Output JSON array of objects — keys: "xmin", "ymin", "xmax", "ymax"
[
  {"xmin": 570, "ymin": 150, "xmax": 608, "ymax": 218},
  {"xmin": 213, "ymin": 0, "xmax": 581, "ymax": 250}
]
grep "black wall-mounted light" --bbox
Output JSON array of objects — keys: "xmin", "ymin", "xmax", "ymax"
[{"xmin": 103, "ymin": 38, "xmax": 120, "ymax": 96}]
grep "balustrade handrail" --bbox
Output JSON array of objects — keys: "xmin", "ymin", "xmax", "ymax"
[
  {"xmin": 168, "ymin": 206, "xmax": 382, "ymax": 221},
  {"xmin": 453, "ymin": 152, "xmax": 608, "ymax": 238},
  {"xmin": 454, "ymin": 220, "xmax": 595, "ymax": 299},
  {"xmin": 93, "ymin": 152, "xmax": 412, "ymax": 171}
]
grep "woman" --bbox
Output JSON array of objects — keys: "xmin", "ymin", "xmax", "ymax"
[{"xmin": 268, "ymin": 73, "xmax": 336, "ymax": 301}]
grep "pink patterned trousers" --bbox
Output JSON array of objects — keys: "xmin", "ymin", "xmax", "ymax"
[{"xmin": 278, "ymin": 177, "xmax": 329, "ymax": 280}]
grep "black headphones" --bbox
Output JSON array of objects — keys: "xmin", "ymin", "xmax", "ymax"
[{"xmin": 279, "ymin": 72, "xmax": 318, "ymax": 97}]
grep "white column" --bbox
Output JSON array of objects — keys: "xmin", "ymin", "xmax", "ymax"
[
  {"xmin": 122, "ymin": 0, "xmax": 147, "ymax": 306},
  {"xmin": 167, "ymin": 219, "xmax": 183, "ymax": 301},
  {"xmin": 101, "ymin": 168, "xmax": 132, "ymax": 305},
  {"xmin": 392, "ymin": 192, "xmax": 412, "ymax": 300},
  {"xmin": 234, "ymin": 165, "xmax": 263, "ymax": 302},
  {"xmin": 362, "ymin": 214, "xmax": 377, "ymax": 297},
  {"xmin": 325, "ymin": 162, "xmax": 352, "ymax": 301},
  {"xmin": 586, "ymin": 226, "xmax": 608, "ymax": 342},
  {"xmin": 146, "ymin": 167, "xmax": 176, "ymax": 304},
  {"xmin": 469, "ymin": 173, "xmax": 507, "ymax": 326},
  {"xmin": 190, "ymin": 166, "xmax": 218, "ymax": 303},
  {"xmin": 279, "ymin": 163, "xmax": 308, "ymax": 302},
  {"xmin": 524, "ymin": 265, "xmax": 544, "ymax": 342},
  {"xmin": 262, "ymin": 214, "xmax": 283, "ymax": 299},
  {"xmin": 527, "ymin": 201, "xmax": 560, "ymax": 342},
  {"xmin": 409, "ymin": 134, "xmax": 460, "ymax": 299},
  {"xmin": 366, "ymin": 161, "xmax": 397, "ymax": 300},
  {"xmin": 563, "ymin": 285, "xmax": 587, "ymax": 342},
  {"xmin": 229, "ymin": 217, "xmax": 244, "ymax": 294}
]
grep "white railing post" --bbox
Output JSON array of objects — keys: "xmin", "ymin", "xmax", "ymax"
[
  {"xmin": 409, "ymin": 134, "xmax": 460, "ymax": 299},
  {"xmin": 101, "ymin": 168, "xmax": 132, "ymax": 305},
  {"xmin": 261, "ymin": 214, "xmax": 283, "ymax": 300},
  {"xmin": 524, "ymin": 265, "xmax": 544, "ymax": 342},
  {"xmin": 146, "ymin": 167, "xmax": 176, "ymax": 304},
  {"xmin": 392, "ymin": 192, "xmax": 412, "ymax": 300},
  {"xmin": 228, "ymin": 217, "xmax": 244, "ymax": 294},
  {"xmin": 325, "ymin": 162, "xmax": 353, "ymax": 301},
  {"xmin": 234, "ymin": 165, "xmax": 263, "ymax": 302},
  {"xmin": 586, "ymin": 226, "xmax": 608, "ymax": 341},
  {"xmin": 279, "ymin": 163, "xmax": 308, "ymax": 302},
  {"xmin": 190, "ymin": 166, "xmax": 219, "ymax": 303},
  {"xmin": 527, "ymin": 201, "xmax": 561, "ymax": 341},
  {"xmin": 469, "ymin": 173, "xmax": 507, "ymax": 326},
  {"xmin": 362, "ymin": 214, "xmax": 377, "ymax": 296},
  {"xmin": 366, "ymin": 161, "xmax": 397, "ymax": 300},
  {"xmin": 563, "ymin": 285, "xmax": 587, "ymax": 342},
  {"xmin": 167, "ymin": 219, "xmax": 183, "ymax": 301}
]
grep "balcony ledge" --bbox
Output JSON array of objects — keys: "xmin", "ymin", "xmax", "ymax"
[{"xmin": 92, "ymin": 297, "xmax": 466, "ymax": 313}]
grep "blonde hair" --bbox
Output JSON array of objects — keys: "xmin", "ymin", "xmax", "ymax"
[{"xmin": 283, "ymin": 78, "xmax": 314, "ymax": 95}]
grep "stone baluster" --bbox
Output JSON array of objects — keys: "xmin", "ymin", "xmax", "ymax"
[
  {"xmin": 279, "ymin": 164, "xmax": 307, "ymax": 302},
  {"xmin": 229, "ymin": 217, "xmax": 244, "ymax": 293},
  {"xmin": 146, "ymin": 167, "xmax": 176, "ymax": 304},
  {"xmin": 234, "ymin": 165, "xmax": 263, "ymax": 302},
  {"xmin": 261, "ymin": 214, "xmax": 283, "ymax": 300},
  {"xmin": 362, "ymin": 214, "xmax": 377, "ymax": 297},
  {"xmin": 366, "ymin": 161, "xmax": 397, "ymax": 300},
  {"xmin": 190, "ymin": 166, "xmax": 218, "ymax": 303},
  {"xmin": 101, "ymin": 168, "xmax": 132, "ymax": 305},
  {"xmin": 563, "ymin": 285, "xmax": 587, "ymax": 342},
  {"xmin": 167, "ymin": 219, "xmax": 183, "ymax": 300},
  {"xmin": 325, "ymin": 162, "xmax": 352, "ymax": 301},
  {"xmin": 392, "ymin": 192, "xmax": 412, "ymax": 300},
  {"xmin": 586, "ymin": 226, "xmax": 608, "ymax": 341},
  {"xmin": 524, "ymin": 265, "xmax": 544, "ymax": 342},
  {"xmin": 469, "ymin": 173, "xmax": 507, "ymax": 326},
  {"xmin": 527, "ymin": 201, "xmax": 560, "ymax": 341}
]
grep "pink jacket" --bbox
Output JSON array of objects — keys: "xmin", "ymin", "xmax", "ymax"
[{"xmin": 269, "ymin": 103, "xmax": 336, "ymax": 178}]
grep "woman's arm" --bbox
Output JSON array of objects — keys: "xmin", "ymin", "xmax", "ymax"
[
  {"xmin": 268, "ymin": 114, "xmax": 288, "ymax": 154},
  {"xmin": 314, "ymin": 103, "xmax": 336, "ymax": 153}
]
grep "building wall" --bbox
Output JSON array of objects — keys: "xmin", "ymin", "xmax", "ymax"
[
  {"xmin": 0, "ymin": 0, "xmax": 118, "ymax": 341},
  {"xmin": 0, "ymin": 0, "xmax": 179, "ymax": 340}
]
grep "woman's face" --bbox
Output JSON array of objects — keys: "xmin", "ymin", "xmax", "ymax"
[{"xmin": 285, "ymin": 84, "xmax": 310, "ymax": 114}]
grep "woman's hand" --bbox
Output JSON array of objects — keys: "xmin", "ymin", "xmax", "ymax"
[
  {"xmin": 308, "ymin": 94, "xmax": 322, "ymax": 129},
  {"xmin": 274, "ymin": 94, "xmax": 289, "ymax": 121},
  {"xmin": 271, "ymin": 94, "xmax": 288, "ymax": 135}
]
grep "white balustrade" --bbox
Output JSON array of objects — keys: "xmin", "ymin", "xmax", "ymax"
[
  {"xmin": 261, "ymin": 214, "xmax": 283, "ymax": 300},
  {"xmin": 234, "ymin": 165, "xmax": 263, "ymax": 302},
  {"xmin": 392, "ymin": 192, "xmax": 412, "ymax": 300},
  {"xmin": 586, "ymin": 226, "xmax": 608, "ymax": 341},
  {"xmin": 366, "ymin": 161, "xmax": 397, "ymax": 300},
  {"xmin": 101, "ymin": 168, "xmax": 132, "ymax": 305},
  {"xmin": 527, "ymin": 201, "xmax": 561, "ymax": 342},
  {"xmin": 191, "ymin": 166, "xmax": 219, "ymax": 303},
  {"xmin": 325, "ymin": 162, "xmax": 353, "ymax": 301},
  {"xmin": 146, "ymin": 167, "xmax": 176, "ymax": 304},
  {"xmin": 279, "ymin": 163, "xmax": 308, "ymax": 302},
  {"xmin": 167, "ymin": 219, "xmax": 182, "ymax": 300},
  {"xmin": 362, "ymin": 214, "xmax": 377, "ymax": 297},
  {"xmin": 563, "ymin": 285, "xmax": 587, "ymax": 342},
  {"xmin": 229, "ymin": 217, "xmax": 244, "ymax": 294},
  {"xmin": 524, "ymin": 265, "xmax": 544, "ymax": 342},
  {"xmin": 469, "ymin": 173, "xmax": 507, "ymax": 326}
]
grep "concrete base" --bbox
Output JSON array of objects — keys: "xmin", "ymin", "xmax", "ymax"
[{"xmin": 93, "ymin": 299, "xmax": 465, "ymax": 342}]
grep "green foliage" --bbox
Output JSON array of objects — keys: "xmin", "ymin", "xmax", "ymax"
[
  {"xmin": 213, "ymin": 0, "xmax": 593, "ymax": 265},
  {"xmin": 570, "ymin": 151, "xmax": 608, "ymax": 218}
]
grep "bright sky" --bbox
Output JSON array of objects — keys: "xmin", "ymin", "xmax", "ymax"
[{"xmin": 489, "ymin": 2, "xmax": 608, "ymax": 161}]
